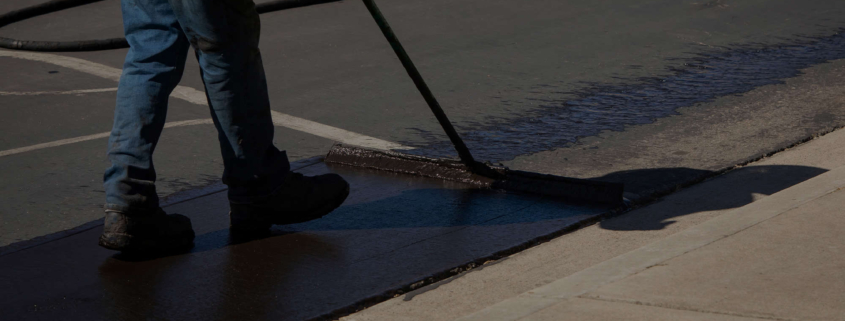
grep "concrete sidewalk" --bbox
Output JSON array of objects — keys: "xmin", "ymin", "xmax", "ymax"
[
  {"xmin": 344, "ymin": 129, "xmax": 845, "ymax": 320},
  {"xmin": 461, "ymin": 166, "xmax": 845, "ymax": 321}
]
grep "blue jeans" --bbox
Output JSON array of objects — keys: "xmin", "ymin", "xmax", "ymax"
[{"xmin": 104, "ymin": 0, "xmax": 290, "ymax": 214}]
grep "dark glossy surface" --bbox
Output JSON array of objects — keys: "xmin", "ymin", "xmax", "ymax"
[{"xmin": 0, "ymin": 162, "xmax": 609, "ymax": 321}]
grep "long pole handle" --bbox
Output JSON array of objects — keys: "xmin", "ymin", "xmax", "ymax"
[{"xmin": 362, "ymin": 0, "xmax": 478, "ymax": 167}]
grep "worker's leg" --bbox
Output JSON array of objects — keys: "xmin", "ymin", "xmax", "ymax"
[
  {"xmin": 168, "ymin": 0, "xmax": 349, "ymax": 232},
  {"xmin": 104, "ymin": 0, "xmax": 191, "ymax": 213},
  {"xmin": 99, "ymin": 0, "xmax": 195, "ymax": 252},
  {"xmin": 167, "ymin": 0, "xmax": 289, "ymax": 202}
]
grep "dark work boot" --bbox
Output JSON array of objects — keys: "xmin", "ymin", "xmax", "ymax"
[
  {"xmin": 229, "ymin": 172, "xmax": 350, "ymax": 232},
  {"xmin": 98, "ymin": 209, "xmax": 195, "ymax": 253}
]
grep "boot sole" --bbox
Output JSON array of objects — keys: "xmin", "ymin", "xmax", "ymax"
[{"xmin": 98, "ymin": 230, "xmax": 196, "ymax": 253}]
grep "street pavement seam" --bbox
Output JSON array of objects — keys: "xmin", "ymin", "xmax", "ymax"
[
  {"xmin": 0, "ymin": 118, "xmax": 215, "ymax": 157},
  {"xmin": 455, "ymin": 165, "xmax": 845, "ymax": 321},
  {"xmin": 575, "ymin": 295, "xmax": 799, "ymax": 321},
  {"xmin": 0, "ymin": 49, "xmax": 412, "ymax": 156},
  {"xmin": 0, "ymin": 87, "xmax": 118, "ymax": 95}
]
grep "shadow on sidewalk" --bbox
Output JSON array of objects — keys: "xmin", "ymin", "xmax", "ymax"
[{"xmin": 594, "ymin": 165, "xmax": 828, "ymax": 231}]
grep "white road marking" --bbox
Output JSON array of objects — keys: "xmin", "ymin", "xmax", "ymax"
[
  {"xmin": 0, "ymin": 119, "xmax": 214, "ymax": 158},
  {"xmin": 171, "ymin": 85, "xmax": 413, "ymax": 150},
  {"xmin": 270, "ymin": 111, "xmax": 411, "ymax": 150},
  {"xmin": 0, "ymin": 50, "xmax": 123, "ymax": 81},
  {"xmin": 0, "ymin": 88, "xmax": 118, "ymax": 96},
  {"xmin": 0, "ymin": 50, "xmax": 413, "ymax": 157}
]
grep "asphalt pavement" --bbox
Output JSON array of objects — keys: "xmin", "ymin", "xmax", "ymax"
[
  {"xmin": 3, "ymin": 0, "xmax": 845, "ymax": 245},
  {"xmin": 2, "ymin": 0, "xmax": 845, "ymax": 320}
]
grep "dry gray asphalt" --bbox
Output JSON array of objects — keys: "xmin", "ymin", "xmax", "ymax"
[{"xmin": 2, "ymin": 0, "xmax": 845, "ymax": 251}]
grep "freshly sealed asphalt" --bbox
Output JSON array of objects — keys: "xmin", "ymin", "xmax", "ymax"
[
  {"xmin": 0, "ymin": 160, "xmax": 611, "ymax": 320},
  {"xmin": 3, "ymin": 0, "xmax": 845, "ymax": 320}
]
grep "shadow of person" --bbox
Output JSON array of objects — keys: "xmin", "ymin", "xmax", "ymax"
[
  {"xmin": 592, "ymin": 165, "xmax": 828, "ymax": 231},
  {"xmin": 97, "ymin": 232, "xmax": 338, "ymax": 320}
]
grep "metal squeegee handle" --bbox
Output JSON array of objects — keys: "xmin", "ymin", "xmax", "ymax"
[{"xmin": 361, "ymin": 0, "xmax": 479, "ymax": 168}]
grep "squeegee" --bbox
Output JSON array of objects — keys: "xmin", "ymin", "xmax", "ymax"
[{"xmin": 325, "ymin": 0, "xmax": 624, "ymax": 205}]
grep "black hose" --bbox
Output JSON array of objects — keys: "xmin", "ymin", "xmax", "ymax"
[{"xmin": 0, "ymin": 0, "xmax": 340, "ymax": 52}]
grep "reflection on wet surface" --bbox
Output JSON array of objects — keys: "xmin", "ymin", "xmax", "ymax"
[
  {"xmin": 406, "ymin": 31, "xmax": 845, "ymax": 162},
  {"xmin": 0, "ymin": 162, "xmax": 608, "ymax": 321}
]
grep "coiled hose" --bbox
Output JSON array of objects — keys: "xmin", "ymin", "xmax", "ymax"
[{"xmin": 0, "ymin": 0, "xmax": 339, "ymax": 52}]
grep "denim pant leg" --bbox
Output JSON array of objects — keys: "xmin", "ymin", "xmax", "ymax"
[
  {"xmin": 103, "ymin": 0, "xmax": 191, "ymax": 213},
  {"xmin": 167, "ymin": 0, "xmax": 290, "ymax": 203}
]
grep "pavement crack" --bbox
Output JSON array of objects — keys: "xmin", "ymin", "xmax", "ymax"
[
  {"xmin": 577, "ymin": 294, "xmax": 801, "ymax": 321},
  {"xmin": 402, "ymin": 257, "xmax": 510, "ymax": 302}
]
